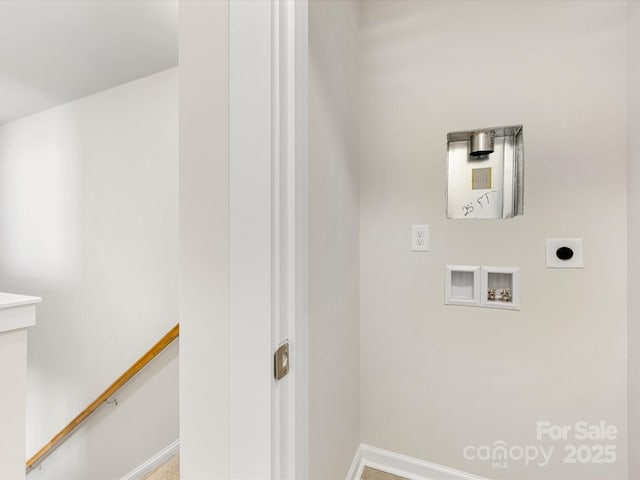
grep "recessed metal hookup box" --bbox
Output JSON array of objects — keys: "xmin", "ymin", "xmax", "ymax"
[{"xmin": 446, "ymin": 125, "xmax": 524, "ymax": 219}]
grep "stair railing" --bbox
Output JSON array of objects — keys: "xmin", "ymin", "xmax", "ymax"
[{"xmin": 26, "ymin": 323, "xmax": 180, "ymax": 472}]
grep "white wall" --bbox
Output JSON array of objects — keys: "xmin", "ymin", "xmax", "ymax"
[
  {"xmin": 628, "ymin": 1, "xmax": 640, "ymax": 478},
  {"xmin": 0, "ymin": 328, "xmax": 28, "ymax": 480},
  {"xmin": 178, "ymin": 1, "xmax": 230, "ymax": 479},
  {"xmin": 309, "ymin": 2, "xmax": 360, "ymax": 479},
  {"xmin": 359, "ymin": 1, "xmax": 627, "ymax": 479},
  {"xmin": 0, "ymin": 68, "xmax": 179, "ymax": 479}
]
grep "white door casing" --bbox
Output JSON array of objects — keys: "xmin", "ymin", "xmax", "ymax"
[{"xmin": 229, "ymin": 1, "xmax": 308, "ymax": 479}]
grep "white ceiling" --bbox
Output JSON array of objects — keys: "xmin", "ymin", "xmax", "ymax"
[{"xmin": 0, "ymin": 0, "xmax": 178, "ymax": 125}]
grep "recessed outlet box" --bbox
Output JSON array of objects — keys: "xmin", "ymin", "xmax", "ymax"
[
  {"xmin": 445, "ymin": 265, "xmax": 480, "ymax": 306},
  {"xmin": 546, "ymin": 238, "xmax": 583, "ymax": 268},
  {"xmin": 481, "ymin": 266, "xmax": 520, "ymax": 310}
]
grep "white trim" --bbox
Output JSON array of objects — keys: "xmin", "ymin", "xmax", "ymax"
[
  {"xmin": 0, "ymin": 292, "xmax": 41, "ymax": 309},
  {"xmin": 229, "ymin": 2, "xmax": 308, "ymax": 479},
  {"xmin": 347, "ymin": 444, "xmax": 491, "ymax": 480},
  {"xmin": 0, "ymin": 293, "xmax": 41, "ymax": 333},
  {"xmin": 346, "ymin": 445, "xmax": 364, "ymax": 480},
  {"xmin": 292, "ymin": 1, "xmax": 309, "ymax": 478},
  {"xmin": 271, "ymin": 1, "xmax": 307, "ymax": 479},
  {"xmin": 0, "ymin": 304, "xmax": 37, "ymax": 333},
  {"xmin": 119, "ymin": 440, "xmax": 179, "ymax": 480},
  {"xmin": 229, "ymin": 0, "xmax": 273, "ymax": 478}
]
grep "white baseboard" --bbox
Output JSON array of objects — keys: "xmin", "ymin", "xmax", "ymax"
[
  {"xmin": 347, "ymin": 444, "xmax": 490, "ymax": 480},
  {"xmin": 120, "ymin": 439, "xmax": 180, "ymax": 480}
]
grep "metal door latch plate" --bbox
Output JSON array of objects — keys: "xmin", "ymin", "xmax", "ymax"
[{"xmin": 274, "ymin": 342, "xmax": 289, "ymax": 380}]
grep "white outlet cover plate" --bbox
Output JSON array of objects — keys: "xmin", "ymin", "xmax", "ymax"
[
  {"xmin": 546, "ymin": 238, "xmax": 584, "ymax": 268},
  {"xmin": 411, "ymin": 224, "xmax": 429, "ymax": 252}
]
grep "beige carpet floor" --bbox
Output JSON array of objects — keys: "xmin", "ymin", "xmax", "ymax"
[
  {"xmin": 361, "ymin": 466, "xmax": 408, "ymax": 480},
  {"xmin": 143, "ymin": 454, "xmax": 179, "ymax": 480}
]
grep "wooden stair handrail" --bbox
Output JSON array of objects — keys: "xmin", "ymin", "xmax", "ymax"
[{"xmin": 26, "ymin": 323, "xmax": 180, "ymax": 472}]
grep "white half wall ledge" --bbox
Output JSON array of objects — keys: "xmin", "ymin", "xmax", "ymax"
[
  {"xmin": 0, "ymin": 292, "xmax": 41, "ymax": 333},
  {"xmin": 0, "ymin": 292, "xmax": 40, "ymax": 480},
  {"xmin": 347, "ymin": 444, "xmax": 491, "ymax": 480}
]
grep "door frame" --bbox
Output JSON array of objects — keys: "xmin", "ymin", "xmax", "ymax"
[{"xmin": 229, "ymin": 1, "xmax": 308, "ymax": 478}]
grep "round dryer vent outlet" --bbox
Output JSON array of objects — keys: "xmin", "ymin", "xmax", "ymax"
[{"xmin": 556, "ymin": 246, "xmax": 574, "ymax": 261}]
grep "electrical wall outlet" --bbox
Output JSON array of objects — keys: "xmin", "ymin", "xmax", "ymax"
[{"xmin": 411, "ymin": 225, "xmax": 429, "ymax": 252}]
